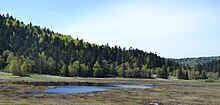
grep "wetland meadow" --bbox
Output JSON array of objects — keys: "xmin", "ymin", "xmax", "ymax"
[{"xmin": 1, "ymin": 72, "xmax": 220, "ymax": 105}]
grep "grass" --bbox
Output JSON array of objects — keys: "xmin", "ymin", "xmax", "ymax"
[{"xmin": 1, "ymin": 71, "xmax": 220, "ymax": 105}]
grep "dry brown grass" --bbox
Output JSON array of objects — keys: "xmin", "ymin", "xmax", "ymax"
[{"xmin": 1, "ymin": 72, "xmax": 220, "ymax": 105}]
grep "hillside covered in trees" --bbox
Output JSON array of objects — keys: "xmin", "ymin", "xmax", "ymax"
[
  {"xmin": 0, "ymin": 13, "xmax": 219, "ymax": 80},
  {"xmin": 173, "ymin": 56, "xmax": 220, "ymax": 67},
  {"xmin": 167, "ymin": 57, "xmax": 220, "ymax": 80}
]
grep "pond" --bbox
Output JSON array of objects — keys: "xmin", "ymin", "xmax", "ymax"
[{"xmin": 20, "ymin": 82, "xmax": 152, "ymax": 94}]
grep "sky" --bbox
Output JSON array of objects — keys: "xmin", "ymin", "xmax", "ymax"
[{"xmin": 0, "ymin": 0, "xmax": 220, "ymax": 58}]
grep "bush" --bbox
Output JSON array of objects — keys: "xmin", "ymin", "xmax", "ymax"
[{"xmin": 205, "ymin": 78, "xmax": 215, "ymax": 83}]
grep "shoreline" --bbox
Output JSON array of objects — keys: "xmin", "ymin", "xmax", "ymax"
[{"xmin": 1, "ymin": 71, "xmax": 220, "ymax": 105}]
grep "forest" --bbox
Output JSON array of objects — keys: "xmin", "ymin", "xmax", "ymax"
[
  {"xmin": 0, "ymin": 13, "xmax": 220, "ymax": 80},
  {"xmin": 173, "ymin": 56, "xmax": 220, "ymax": 67}
]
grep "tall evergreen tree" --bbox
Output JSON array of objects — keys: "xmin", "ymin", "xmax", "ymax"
[
  {"xmin": 61, "ymin": 63, "xmax": 68, "ymax": 76},
  {"xmin": 47, "ymin": 57, "xmax": 56, "ymax": 74},
  {"xmin": 93, "ymin": 61, "xmax": 103, "ymax": 77}
]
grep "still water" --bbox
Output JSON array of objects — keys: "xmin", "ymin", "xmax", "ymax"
[{"xmin": 22, "ymin": 82, "xmax": 152, "ymax": 94}]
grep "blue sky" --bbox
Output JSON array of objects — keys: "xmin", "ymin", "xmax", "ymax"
[{"xmin": 0, "ymin": 0, "xmax": 220, "ymax": 58}]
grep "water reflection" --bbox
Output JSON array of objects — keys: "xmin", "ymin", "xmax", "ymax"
[{"xmin": 22, "ymin": 82, "xmax": 152, "ymax": 94}]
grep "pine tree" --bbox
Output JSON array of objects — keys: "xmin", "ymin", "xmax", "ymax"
[
  {"xmin": 72, "ymin": 60, "xmax": 80, "ymax": 76},
  {"xmin": 117, "ymin": 63, "xmax": 125, "ymax": 77},
  {"xmin": 47, "ymin": 57, "xmax": 56, "ymax": 74},
  {"xmin": 80, "ymin": 63, "xmax": 88, "ymax": 77},
  {"xmin": 93, "ymin": 61, "xmax": 103, "ymax": 77},
  {"xmin": 61, "ymin": 63, "xmax": 68, "ymax": 76},
  {"xmin": 0, "ymin": 14, "xmax": 170, "ymax": 77},
  {"xmin": 37, "ymin": 52, "xmax": 47, "ymax": 74},
  {"xmin": 24, "ymin": 57, "xmax": 34, "ymax": 73},
  {"xmin": 109, "ymin": 63, "xmax": 116, "ymax": 77},
  {"xmin": 68, "ymin": 63, "xmax": 74, "ymax": 77}
]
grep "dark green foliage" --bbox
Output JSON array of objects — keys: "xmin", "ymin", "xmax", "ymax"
[
  {"xmin": 0, "ymin": 13, "xmax": 219, "ymax": 79},
  {"xmin": 0, "ymin": 55, "xmax": 3, "ymax": 69},
  {"xmin": 157, "ymin": 67, "xmax": 169, "ymax": 79},
  {"xmin": 47, "ymin": 57, "xmax": 56, "ymax": 74},
  {"xmin": 80, "ymin": 63, "xmax": 88, "ymax": 77},
  {"xmin": 61, "ymin": 63, "xmax": 68, "ymax": 76},
  {"xmin": 69, "ymin": 60, "xmax": 80, "ymax": 76},
  {"xmin": 172, "ymin": 56, "xmax": 220, "ymax": 68},
  {"xmin": 0, "ymin": 14, "xmax": 166, "ymax": 78},
  {"xmin": 109, "ymin": 63, "xmax": 116, "ymax": 77},
  {"xmin": 205, "ymin": 78, "xmax": 215, "ymax": 82},
  {"xmin": 93, "ymin": 61, "xmax": 103, "ymax": 77},
  {"xmin": 171, "ymin": 57, "xmax": 220, "ymax": 80},
  {"xmin": 197, "ymin": 59, "xmax": 220, "ymax": 73},
  {"xmin": 185, "ymin": 71, "xmax": 189, "ymax": 80},
  {"xmin": 116, "ymin": 63, "xmax": 125, "ymax": 77}
]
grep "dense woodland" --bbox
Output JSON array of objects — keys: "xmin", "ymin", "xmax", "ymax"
[
  {"xmin": 0, "ymin": 14, "xmax": 219, "ymax": 80},
  {"xmin": 173, "ymin": 56, "xmax": 220, "ymax": 67}
]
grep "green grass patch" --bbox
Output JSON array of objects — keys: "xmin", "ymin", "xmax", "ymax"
[{"xmin": 1, "ymin": 71, "xmax": 220, "ymax": 105}]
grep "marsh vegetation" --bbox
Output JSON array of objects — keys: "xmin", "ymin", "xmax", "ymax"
[{"xmin": 1, "ymin": 72, "xmax": 220, "ymax": 105}]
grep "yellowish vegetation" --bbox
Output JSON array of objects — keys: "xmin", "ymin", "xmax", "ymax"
[{"xmin": 1, "ymin": 72, "xmax": 220, "ymax": 105}]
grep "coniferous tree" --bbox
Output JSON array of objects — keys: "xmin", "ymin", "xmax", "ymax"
[
  {"xmin": 24, "ymin": 57, "xmax": 34, "ymax": 73},
  {"xmin": 117, "ymin": 63, "xmax": 125, "ymax": 77},
  {"xmin": 4, "ymin": 13, "xmax": 218, "ymax": 79},
  {"xmin": 47, "ymin": 57, "xmax": 56, "ymax": 74},
  {"xmin": 72, "ymin": 60, "xmax": 80, "ymax": 76},
  {"xmin": 93, "ymin": 61, "xmax": 103, "ymax": 77},
  {"xmin": 109, "ymin": 63, "xmax": 116, "ymax": 77},
  {"xmin": 157, "ymin": 67, "xmax": 168, "ymax": 79},
  {"xmin": 80, "ymin": 63, "xmax": 88, "ymax": 77},
  {"xmin": 37, "ymin": 52, "xmax": 47, "ymax": 74},
  {"xmin": 61, "ymin": 63, "xmax": 68, "ymax": 76},
  {"xmin": 68, "ymin": 63, "xmax": 74, "ymax": 77}
]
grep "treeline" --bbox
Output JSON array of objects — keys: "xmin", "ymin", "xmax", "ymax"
[
  {"xmin": 173, "ymin": 56, "xmax": 220, "ymax": 67},
  {"xmin": 0, "ymin": 13, "xmax": 219, "ymax": 80},
  {"xmin": 0, "ymin": 13, "xmax": 170, "ymax": 78},
  {"xmin": 170, "ymin": 58, "xmax": 220, "ymax": 80}
]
